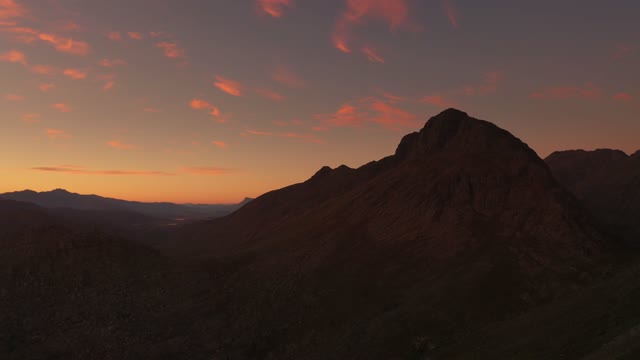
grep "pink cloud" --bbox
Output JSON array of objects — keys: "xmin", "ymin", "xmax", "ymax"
[
  {"xmin": 213, "ymin": 75, "xmax": 285, "ymax": 101},
  {"xmin": 325, "ymin": 103, "xmax": 364, "ymax": 127},
  {"xmin": 149, "ymin": 31, "xmax": 171, "ymax": 39},
  {"xmin": 21, "ymin": 113, "xmax": 40, "ymax": 123},
  {"xmin": 212, "ymin": 141, "xmax": 228, "ymax": 149},
  {"xmin": 39, "ymin": 83, "xmax": 55, "ymax": 92},
  {"xmin": 255, "ymin": 88, "xmax": 286, "ymax": 101},
  {"xmin": 333, "ymin": 0, "xmax": 418, "ymax": 56},
  {"xmin": 103, "ymin": 80, "xmax": 115, "ymax": 91},
  {"xmin": 45, "ymin": 128, "xmax": 70, "ymax": 139},
  {"xmin": 63, "ymin": 68, "xmax": 88, "ymax": 80},
  {"xmin": 255, "ymin": 0, "xmax": 294, "ymax": 18},
  {"xmin": 1, "ymin": 25, "xmax": 39, "ymax": 44},
  {"xmin": 0, "ymin": 51, "xmax": 58, "ymax": 76},
  {"xmin": 317, "ymin": 96, "xmax": 417, "ymax": 129},
  {"xmin": 156, "ymin": 41, "xmax": 188, "ymax": 66},
  {"xmin": 443, "ymin": 0, "xmax": 459, "ymax": 29},
  {"xmin": 334, "ymin": 37, "xmax": 352, "ymax": 53},
  {"xmin": 214, "ymin": 75, "xmax": 244, "ymax": 96},
  {"xmin": 362, "ymin": 46, "xmax": 385, "ymax": 63},
  {"xmin": 0, "ymin": 49, "xmax": 26, "ymax": 64},
  {"xmin": 99, "ymin": 58, "xmax": 126, "ymax": 67},
  {"xmin": 127, "ymin": 32, "xmax": 144, "ymax": 40},
  {"xmin": 52, "ymin": 103, "xmax": 72, "ymax": 112},
  {"xmin": 613, "ymin": 92, "xmax": 633, "ymax": 103},
  {"xmin": 380, "ymin": 91, "xmax": 408, "ymax": 103},
  {"xmin": 4, "ymin": 93, "xmax": 24, "ymax": 101},
  {"xmin": 95, "ymin": 74, "xmax": 116, "ymax": 90},
  {"xmin": 107, "ymin": 140, "xmax": 136, "ymax": 150},
  {"xmin": 156, "ymin": 41, "xmax": 187, "ymax": 62},
  {"xmin": 530, "ymin": 83, "xmax": 602, "ymax": 100},
  {"xmin": 106, "ymin": 31, "xmax": 122, "ymax": 41},
  {"xmin": 31, "ymin": 165, "xmax": 174, "ymax": 176},
  {"xmin": 420, "ymin": 94, "xmax": 455, "ymax": 108},
  {"xmin": 1, "ymin": 24, "xmax": 90, "ymax": 56},
  {"xmin": 143, "ymin": 107, "xmax": 162, "ymax": 113},
  {"xmin": 189, "ymin": 98, "xmax": 225, "ymax": 123},
  {"xmin": 30, "ymin": 64, "xmax": 56, "ymax": 75},
  {"xmin": 368, "ymin": 99, "xmax": 416, "ymax": 127},
  {"xmin": 0, "ymin": 0, "xmax": 28, "ymax": 21},
  {"xmin": 190, "ymin": 98, "xmax": 219, "ymax": 114},
  {"xmin": 247, "ymin": 130, "xmax": 278, "ymax": 135},
  {"xmin": 38, "ymin": 33, "xmax": 90, "ymax": 55},
  {"xmin": 271, "ymin": 66, "xmax": 306, "ymax": 88},
  {"xmin": 57, "ymin": 21, "xmax": 82, "ymax": 32}
]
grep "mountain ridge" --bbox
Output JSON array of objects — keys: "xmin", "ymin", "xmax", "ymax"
[
  {"xmin": 0, "ymin": 188, "xmax": 253, "ymax": 220},
  {"xmin": 546, "ymin": 148, "xmax": 640, "ymax": 245},
  {"xmin": 160, "ymin": 108, "xmax": 614, "ymax": 358},
  {"xmin": 5, "ymin": 108, "xmax": 638, "ymax": 359}
]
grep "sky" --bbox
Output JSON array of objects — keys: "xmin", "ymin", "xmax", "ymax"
[{"xmin": 1, "ymin": 0, "xmax": 639, "ymax": 203}]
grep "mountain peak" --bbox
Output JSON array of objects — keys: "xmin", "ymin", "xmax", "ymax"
[
  {"xmin": 51, "ymin": 188, "xmax": 72, "ymax": 194},
  {"xmin": 312, "ymin": 166, "xmax": 333, "ymax": 179},
  {"xmin": 430, "ymin": 107, "xmax": 469, "ymax": 120},
  {"xmin": 395, "ymin": 108, "xmax": 536, "ymax": 161}
]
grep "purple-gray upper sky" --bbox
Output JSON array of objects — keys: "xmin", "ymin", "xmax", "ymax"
[{"xmin": 1, "ymin": 0, "xmax": 638, "ymax": 202}]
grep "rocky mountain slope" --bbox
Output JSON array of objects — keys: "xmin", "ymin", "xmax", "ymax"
[
  {"xmin": 167, "ymin": 109, "xmax": 614, "ymax": 359},
  {"xmin": 546, "ymin": 149, "xmax": 640, "ymax": 245},
  {"xmin": 0, "ymin": 200, "xmax": 212, "ymax": 360}
]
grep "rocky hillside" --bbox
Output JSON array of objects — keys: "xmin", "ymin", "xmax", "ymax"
[
  {"xmin": 0, "ymin": 200, "xmax": 211, "ymax": 360},
  {"xmin": 168, "ymin": 109, "xmax": 613, "ymax": 359},
  {"xmin": 546, "ymin": 149, "xmax": 640, "ymax": 245}
]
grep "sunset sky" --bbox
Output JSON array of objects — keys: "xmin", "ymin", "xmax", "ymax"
[{"xmin": 1, "ymin": 0, "xmax": 639, "ymax": 203}]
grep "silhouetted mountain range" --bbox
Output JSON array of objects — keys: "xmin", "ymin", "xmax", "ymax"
[
  {"xmin": 164, "ymin": 109, "xmax": 615, "ymax": 358},
  {"xmin": 546, "ymin": 149, "xmax": 640, "ymax": 245},
  {"xmin": 0, "ymin": 189, "xmax": 252, "ymax": 220},
  {"xmin": 4, "ymin": 109, "xmax": 640, "ymax": 359}
]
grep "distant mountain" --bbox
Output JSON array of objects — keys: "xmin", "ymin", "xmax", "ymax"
[
  {"xmin": 0, "ymin": 189, "xmax": 252, "ymax": 220},
  {"xmin": 166, "ymin": 109, "xmax": 614, "ymax": 359},
  {"xmin": 546, "ymin": 149, "xmax": 640, "ymax": 245}
]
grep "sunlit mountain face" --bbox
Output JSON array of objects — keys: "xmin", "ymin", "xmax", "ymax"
[{"xmin": 1, "ymin": 0, "xmax": 639, "ymax": 204}]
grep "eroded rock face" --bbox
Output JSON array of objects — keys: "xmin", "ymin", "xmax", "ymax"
[
  {"xmin": 546, "ymin": 148, "xmax": 640, "ymax": 245},
  {"xmin": 168, "ymin": 109, "xmax": 611, "ymax": 359}
]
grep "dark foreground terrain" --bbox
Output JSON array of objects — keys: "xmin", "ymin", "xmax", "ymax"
[
  {"xmin": 546, "ymin": 149, "xmax": 640, "ymax": 246},
  {"xmin": 2, "ymin": 109, "xmax": 640, "ymax": 359}
]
